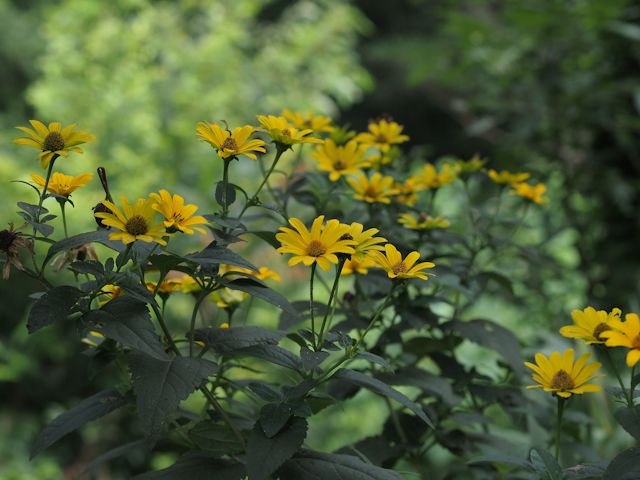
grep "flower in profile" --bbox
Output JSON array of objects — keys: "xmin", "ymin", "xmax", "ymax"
[
  {"xmin": 210, "ymin": 288, "xmax": 246, "ymax": 309},
  {"xmin": 146, "ymin": 280, "xmax": 182, "ymax": 297},
  {"xmin": 276, "ymin": 216, "xmax": 355, "ymax": 271},
  {"xmin": 511, "ymin": 182, "xmax": 548, "ymax": 204},
  {"xmin": 99, "ymin": 284, "xmax": 123, "ymax": 304},
  {"xmin": 398, "ymin": 212, "xmax": 450, "ymax": 230},
  {"xmin": 226, "ymin": 265, "xmax": 282, "ymax": 282},
  {"xmin": 559, "ymin": 306, "xmax": 622, "ymax": 345},
  {"xmin": 370, "ymin": 244, "xmax": 435, "ymax": 280},
  {"xmin": 524, "ymin": 349, "xmax": 603, "ymax": 398},
  {"xmin": 355, "ymin": 119, "xmax": 409, "ymax": 152},
  {"xmin": 341, "ymin": 255, "xmax": 376, "ymax": 276},
  {"xmin": 257, "ymin": 115, "xmax": 322, "ymax": 147},
  {"xmin": 347, "ymin": 171, "xmax": 399, "ymax": 204},
  {"xmin": 31, "ymin": 172, "xmax": 93, "ymax": 198},
  {"xmin": 14, "ymin": 120, "xmax": 96, "ymax": 168},
  {"xmin": 418, "ymin": 163, "xmax": 458, "ymax": 189},
  {"xmin": 312, "ymin": 139, "xmax": 370, "ymax": 181},
  {"xmin": 347, "ymin": 223, "xmax": 386, "ymax": 262},
  {"xmin": 174, "ymin": 274, "xmax": 201, "ymax": 294},
  {"xmin": 0, "ymin": 223, "xmax": 34, "ymax": 280},
  {"xmin": 487, "ymin": 169, "xmax": 530, "ymax": 185},
  {"xmin": 455, "ymin": 154, "xmax": 486, "ymax": 173},
  {"xmin": 95, "ymin": 196, "xmax": 168, "ymax": 245},
  {"xmin": 601, "ymin": 313, "xmax": 640, "ymax": 367},
  {"xmin": 196, "ymin": 122, "xmax": 266, "ymax": 160},
  {"xmin": 150, "ymin": 189, "xmax": 208, "ymax": 235},
  {"xmin": 394, "ymin": 177, "xmax": 424, "ymax": 206},
  {"xmin": 282, "ymin": 109, "xmax": 334, "ymax": 133}
]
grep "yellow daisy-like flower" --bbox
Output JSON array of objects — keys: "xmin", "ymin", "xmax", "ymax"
[
  {"xmin": 341, "ymin": 255, "xmax": 376, "ymax": 276},
  {"xmin": 226, "ymin": 266, "xmax": 282, "ymax": 282},
  {"xmin": 487, "ymin": 169, "xmax": 530, "ymax": 185},
  {"xmin": 398, "ymin": 212, "xmax": 450, "ymax": 230},
  {"xmin": 455, "ymin": 154, "xmax": 486, "ymax": 173},
  {"xmin": 347, "ymin": 223, "xmax": 386, "ymax": 262},
  {"xmin": 394, "ymin": 177, "xmax": 424, "ymax": 207},
  {"xmin": 95, "ymin": 196, "xmax": 168, "ymax": 246},
  {"xmin": 347, "ymin": 171, "xmax": 399, "ymax": 204},
  {"xmin": 370, "ymin": 244, "xmax": 435, "ymax": 281},
  {"xmin": 524, "ymin": 349, "xmax": 603, "ymax": 398},
  {"xmin": 196, "ymin": 122, "xmax": 266, "ymax": 160},
  {"xmin": 312, "ymin": 139, "xmax": 370, "ymax": 181},
  {"xmin": 559, "ymin": 306, "xmax": 622, "ymax": 345},
  {"xmin": 210, "ymin": 288, "xmax": 247, "ymax": 309},
  {"xmin": 145, "ymin": 280, "xmax": 182, "ymax": 296},
  {"xmin": 418, "ymin": 163, "xmax": 458, "ymax": 189},
  {"xmin": 276, "ymin": 216, "xmax": 355, "ymax": 271},
  {"xmin": 257, "ymin": 115, "xmax": 323, "ymax": 146},
  {"xmin": 149, "ymin": 189, "xmax": 208, "ymax": 235},
  {"xmin": 511, "ymin": 182, "xmax": 548, "ymax": 205},
  {"xmin": 355, "ymin": 119, "xmax": 409, "ymax": 152},
  {"xmin": 174, "ymin": 275, "xmax": 202, "ymax": 294},
  {"xmin": 14, "ymin": 120, "xmax": 96, "ymax": 168},
  {"xmin": 98, "ymin": 284, "xmax": 123, "ymax": 305},
  {"xmin": 31, "ymin": 172, "xmax": 93, "ymax": 197},
  {"xmin": 282, "ymin": 109, "xmax": 334, "ymax": 133},
  {"xmin": 601, "ymin": 313, "xmax": 640, "ymax": 367}
]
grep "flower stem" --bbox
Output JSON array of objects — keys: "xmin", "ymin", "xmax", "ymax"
[
  {"xmin": 220, "ymin": 157, "xmax": 233, "ymax": 217},
  {"xmin": 603, "ymin": 347, "xmax": 632, "ymax": 406},
  {"xmin": 555, "ymin": 396, "xmax": 565, "ymax": 462},
  {"xmin": 316, "ymin": 259, "xmax": 345, "ymax": 350},
  {"xmin": 189, "ymin": 291, "xmax": 209, "ymax": 357},
  {"xmin": 309, "ymin": 263, "xmax": 317, "ymax": 350},
  {"xmin": 31, "ymin": 156, "xmax": 57, "ymax": 274},
  {"xmin": 59, "ymin": 200, "xmax": 69, "ymax": 239},
  {"xmin": 354, "ymin": 283, "xmax": 402, "ymax": 351},
  {"xmin": 238, "ymin": 145, "xmax": 286, "ymax": 220},
  {"xmin": 630, "ymin": 365, "xmax": 637, "ymax": 406}
]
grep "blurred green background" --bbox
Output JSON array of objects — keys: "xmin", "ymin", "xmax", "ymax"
[{"xmin": 2, "ymin": 0, "xmax": 640, "ymax": 478}]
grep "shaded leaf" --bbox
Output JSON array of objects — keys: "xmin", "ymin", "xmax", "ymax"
[
  {"xmin": 198, "ymin": 326, "xmax": 285, "ymax": 354},
  {"xmin": 222, "ymin": 277, "xmax": 299, "ymax": 316},
  {"xmin": 188, "ymin": 421, "xmax": 243, "ymax": 456},
  {"xmin": 27, "ymin": 286, "xmax": 83, "ymax": 333},
  {"xmin": 185, "ymin": 246, "xmax": 256, "ymax": 271},
  {"xmin": 530, "ymin": 448, "xmax": 562, "ymax": 479},
  {"xmin": 79, "ymin": 439, "xmax": 147, "ymax": 477},
  {"xmin": 135, "ymin": 453, "xmax": 245, "ymax": 480},
  {"xmin": 229, "ymin": 344, "xmax": 302, "ymax": 370},
  {"xmin": 259, "ymin": 403, "xmax": 292, "ymax": 438},
  {"xmin": 604, "ymin": 448, "xmax": 640, "ymax": 480},
  {"xmin": 614, "ymin": 405, "xmax": 640, "ymax": 441}
]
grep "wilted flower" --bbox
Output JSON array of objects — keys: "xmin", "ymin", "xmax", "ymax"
[{"xmin": 0, "ymin": 223, "xmax": 34, "ymax": 280}]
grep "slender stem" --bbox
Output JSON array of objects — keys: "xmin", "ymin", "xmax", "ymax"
[
  {"xmin": 317, "ymin": 259, "xmax": 345, "ymax": 350},
  {"xmin": 630, "ymin": 365, "xmax": 637, "ymax": 406},
  {"xmin": 603, "ymin": 347, "xmax": 632, "ymax": 406},
  {"xmin": 199, "ymin": 386, "xmax": 245, "ymax": 448},
  {"xmin": 238, "ymin": 145, "xmax": 286, "ymax": 220},
  {"xmin": 150, "ymin": 302, "xmax": 180, "ymax": 356},
  {"xmin": 189, "ymin": 291, "xmax": 209, "ymax": 357},
  {"xmin": 384, "ymin": 397, "xmax": 408, "ymax": 444},
  {"xmin": 220, "ymin": 157, "xmax": 233, "ymax": 217},
  {"xmin": 116, "ymin": 244, "xmax": 133, "ymax": 273},
  {"xmin": 59, "ymin": 200, "xmax": 69, "ymax": 239},
  {"xmin": 353, "ymin": 284, "xmax": 401, "ymax": 351},
  {"xmin": 555, "ymin": 396, "xmax": 565, "ymax": 462},
  {"xmin": 31, "ymin": 156, "xmax": 57, "ymax": 274},
  {"xmin": 309, "ymin": 263, "xmax": 317, "ymax": 349}
]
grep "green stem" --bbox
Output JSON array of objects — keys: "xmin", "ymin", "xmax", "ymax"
[
  {"xmin": 630, "ymin": 364, "xmax": 637, "ymax": 406},
  {"xmin": 116, "ymin": 243, "xmax": 133, "ymax": 273},
  {"xmin": 238, "ymin": 145, "xmax": 286, "ymax": 220},
  {"xmin": 221, "ymin": 157, "xmax": 233, "ymax": 217},
  {"xmin": 59, "ymin": 200, "xmax": 69, "ymax": 239},
  {"xmin": 199, "ymin": 386, "xmax": 245, "ymax": 449},
  {"xmin": 309, "ymin": 263, "xmax": 318, "ymax": 349},
  {"xmin": 150, "ymin": 302, "xmax": 180, "ymax": 356},
  {"xmin": 555, "ymin": 396, "xmax": 565, "ymax": 462},
  {"xmin": 354, "ymin": 284, "xmax": 401, "ymax": 351},
  {"xmin": 31, "ymin": 156, "xmax": 57, "ymax": 274},
  {"xmin": 189, "ymin": 291, "xmax": 209, "ymax": 357},
  {"xmin": 603, "ymin": 347, "xmax": 632, "ymax": 406},
  {"xmin": 317, "ymin": 259, "xmax": 345, "ymax": 350}
]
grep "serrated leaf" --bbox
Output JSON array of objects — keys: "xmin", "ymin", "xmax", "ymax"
[
  {"xmin": 198, "ymin": 326, "xmax": 285, "ymax": 353},
  {"xmin": 259, "ymin": 403, "xmax": 292, "ymax": 438},
  {"xmin": 128, "ymin": 353, "xmax": 217, "ymax": 439},
  {"xmin": 279, "ymin": 449, "xmax": 403, "ymax": 480},
  {"xmin": 97, "ymin": 297, "xmax": 169, "ymax": 360},
  {"xmin": 135, "ymin": 453, "xmax": 246, "ymax": 480},
  {"xmin": 604, "ymin": 448, "xmax": 640, "ymax": 480},
  {"xmin": 186, "ymin": 245, "xmax": 256, "ymax": 271},
  {"xmin": 27, "ymin": 286, "xmax": 83, "ymax": 333},
  {"xmin": 332, "ymin": 369, "xmax": 433, "ymax": 427},
  {"xmin": 222, "ymin": 277, "xmax": 298, "ymax": 316},
  {"xmin": 229, "ymin": 344, "xmax": 302, "ymax": 370},
  {"xmin": 614, "ymin": 405, "xmax": 640, "ymax": 441},
  {"xmin": 530, "ymin": 448, "xmax": 562, "ymax": 479},
  {"xmin": 300, "ymin": 347, "xmax": 329, "ymax": 370},
  {"xmin": 246, "ymin": 416, "xmax": 307, "ymax": 480},
  {"xmin": 30, "ymin": 389, "xmax": 127, "ymax": 458},
  {"xmin": 188, "ymin": 421, "xmax": 243, "ymax": 456},
  {"xmin": 44, "ymin": 230, "xmax": 115, "ymax": 265}
]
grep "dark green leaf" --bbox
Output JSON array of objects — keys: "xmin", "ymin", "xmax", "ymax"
[
  {"xmin": 300, "ymin": 347, "xmax": 329, "ymax": 370},
  {"xmin": 229, "ymin": 344, "xmax": 302, "ymax": 370},
  {"xmin": 44, "ymin": 230, "xmax": 118, "ymax": 265},
  {"xmin": 279, "ymin": 449, "xmax": 403, "ymax": 480},
  {"xmin": 215, "ymin": 181, "xmax": 237, "ymax": 208},
  {"xmin": 135, "ymin": 453, "xmax": 246, "ymax": 479},
  {"xmin": 564, "ymin": 463, "xmax": 607, "ymax": 479},
  {"xmin": 614, "ymin": 405, "xmax": 640, "ymax": 441},
  {"xmin": 188, "ymin": 421, "xmax": 244, "ymax": 456},
  {"xmin": 246, "ymin": 417, "xmax": 308, "ymax": 480},
  {"xmin": 186, "ymin": 246, "xmax": 256, "ymax": 271},
  {"xmin": 249, "ymin": 230, "xmax": 280, "ymax": 249},
  {"xmin": 333, "ymin": 369, "xmax": 434, "ymax": 427},
  {"xmin": 377, "ymin": 367, "xmax": 462, "ymax": 406},
  {"xmin": 198, "ymin": 326, "xmax": 285, "ymax": 353},
  {"xmin": 129, "ymin": 353, "xmax": 217, "ymax": 439},
  {"xmin": 357, "ymin": 352, "xmax": 390, "ymax": 370},
  {"xmin": 259, "ymin": 403, "xmax": 292, "ymax": 438},
  {"xmin": 27, "ymin": 286, "xmax": 83, "ymax": 333},
  {"xmin": 222, "ymin": 277, "xmax": 299, "ymax": 316},
  {"xmin": 530, "ymin": 448, "xmax": 562, "ymax": 479},
  {"xmin": 69, "ymin": 260, "xmax": 104, "ymax": 276},
  {"xmin": 17, "ymin": 201, "xmax": 48, "ymax": 217},
  {"xmin": 31, "ymin": 389, "xmax": 127, "ymax": 458},
  {"xmin": 468, "ymin": 452, "xmax": 532, "ymax": 470},
  {"xmin": 605, "ymin": 448, "xmax": 640, "ymax": 480},
  {"xmin": 148, "ymin": 253, "xmax": 185, "ymax": 274},
  {"xmin": 79, "ymin": 439, "xmax": 147, "ymax": 477}
]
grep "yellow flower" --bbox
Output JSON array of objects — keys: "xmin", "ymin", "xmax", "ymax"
[
  {"xmin": 455, "ymin": 154, "xmax": 486, "ymax": 173},
  {"xmin": 257, "ymin": 115, "xmax": 322, "ymax": 146},
  {"xmin": 282, "ymin": 109, "xmax": 334, "ymax": 133},
  {"xmin": 99, "ymin": 284, "xmax": 123, "ymax": 304},
  {"xmin": 355, "ymin": 119, "xmax": 409, "ymax": 152},
  {"xmin": 276, "ymin": 216, "xmax": 355, "ymax": 271},
  {"xmin": 174, "ymin": 275, "xmax": 201, "ymax": 294},
  {"xmin": 601, "ymin": 313, "xmax": 640, "ymax": 367},
  {"xmin": 559, "ymin": 306, "xmax": 622, "ymax": 345},
  {"xmin": 368, "ymin": 146, "xmax": 400, "ymax": 168},
  {"xmin": 511, "ymin": 182, "xmax": 548, "ymax": 204},
  {"xmin": 487, "ymin": 169, "xmax": 530, "ymax": 185},
  {"xmin": 524, "ymin": 349, "xmax": 603, "ymax": 398},
  {"xmin": 14, "ymin": 120, "xmax": 96, "ymax": 168},
  {"xmin": 347, "ymin": 223, "xmax": 386, "ymax": 262},
  {"xmin": 370, "ymin": 244, "xmax": 435, "ymax": 281},
  {"xmin": 220, "ymin": 322, "xmax": 230, "ymax": 329},
  {"xmin": 150, "ymin": 189, "xmax": 208, "ymax": 235},
  {"xmin": 418, "ymin": 163, "xmax": 458, "ymax": 189},
  {"xmin": 196, "ymin": 122, "xmax": 266, "ymax": 160},
  {"xmin": 394, "ymin": 177, "xmax": 424, "ymax": 206},
  {"xmin": 146, "ymin": 280, "xmax": 182, "ymax": 296},
  {"xmin": 210, "ymin": 288, "xmax": 246, "ymax": 309},
  {"xmin": 312, "ymin": 139, "xmax": 370, "ymax": 181},
  {"xmin": 226, "ymin": 266, "xmax": 282, "ymax": 282},
  {"xmin": 398, "ymin": 212, "xmax": 450, "ymax": 230},
  {"xmin": 347, "ymin": 171, "xmax": 399, "ymax": 204},
  {"xmin": 31, "ymin": 172, "xmax": 93, "ymax": 197},
  {"xmin": 95, "ymin": 196, "xmax": 168, "ymax": 246},
  {"xmin": 342, "ymin": 256, "xmax": 377, "ymax": 275},
  {"xmin": 81, "ymin": 330, "xmax": 105, "ymax": 348}
]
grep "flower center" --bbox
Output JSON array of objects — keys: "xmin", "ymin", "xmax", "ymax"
[
  {"xmin": 364, "ymin": 186, "xmax": 378, "ymax": 198},
  {"xmin": 222, "ymin": 136, "xmax": 238, "ymax": 150},
  {"xmin": 307, "ymin": 240, "xmax": 326, "ymax": 257},
  {"xmin": 125, "ymin": 215, "xmax": 149, "ymax": 236},
  {"xmin": 43, "ymin": 131, "xmax": 65, "ymax": 152},
  {"xmin": 633, "ymin": 334, "xmax": 640, "ymax": 349},
  {"xmin": 592, "ymin": 322, "xmax": 611, "ymax": 341},
  {"xmin": 0, "ymin": 230, "xmax": 17, "ymax": 251},
  {"xmin": 391, "ymin": 262, "xmax": 407, "ymax": 275},
  {"xmin": 333, "ymin": 160, "xmax": 346, "ymax": 170},
  {"xmin": 550, "ymin": 369, "xmax": 574, "ymax": 390},
  {"xmin": 281, "ymin": 128, "xmax": 291, "ymax": 137},
  {"xmin": 375, "ymin": 134, "xmax": 388, "ymax": 143}
]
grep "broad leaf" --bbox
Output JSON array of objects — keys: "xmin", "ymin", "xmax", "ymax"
[
  {"xmin": 222, "ymin": 277, "xmax": 299, "ymax": 316},
  {"xmin": 377, "ymin": 366, "xmax": 462, "ymax": 406},
  {"xmin": 259, "ymin": 403, "xmax": 292, "ymax": 438},
  {"xmin": 614, "ymin": 405, "xmax": 640, "ymax": 441},
  {"xmin": 188, "ymin": 421, "xmax": 244, "ymax": 456},
  {"xmin": 530, "ymin": 448, "xmax": 562, "ymax": 480},
  {"xmin": 604, "ymin": 448, "xmax": 640, "ymax": 480},
  {"xmin": 186, "ymin": 246, "xmax": 257, "ymax": 271},
  {"xmin": 197, "ymin": 326, "xmax": 285, "ymax": 353},
  {"xmin": 31, "ymin": 389, "xmax": 127, "ymax": 458},
  {"xmin": 79, "ymin": 440, "xmax": 147, "ymax": 476},
  {"xmin": 229, "ymin": 344, "xmax": 302, "ymax": 370},
  {"xmin": 27, "ymin": 286, "xmax": 83, "ymax": 333},
  {"xmin": 135, "ymin": 453, "xmax": 246, "ymax": 480},
  {"xmin": 44, "ymin": 230, "xmax": 115, "ymax": 265}
]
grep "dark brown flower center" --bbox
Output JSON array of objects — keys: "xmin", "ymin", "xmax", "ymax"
[
  {"xmin": 281, "ymin": 128, "xmax": 291, "ymax": 137},
  {"xmin": 339, "ymin": 234, "xmax": 353, "ymax": 242},
  {"xmin": 375, "ymin": 134, "xmax": 388, "ymax": 143},
  {"xmin": 222, "ymin": 136, "xmax": 238, "ymax": 150},
  {"xmin": 633, "ymin": 334, "xmax": 640, "ymax": 349},
  {"xmin": 307, "ymin": 240, "xmax": 326, "ymax": 257},
  {"xmin": 550, "ymin": 369, "xmax": 574, "ymax": 390},
  {"xmin": 364, "ymin": 186, "xmax": 378, "ymax": 198},
  {"xmin": 592, "ymin": 323, "xmax": 611, "ymax": 341},
  {"xmin": 125, "ymin": 215, "xmax": 148, "ymax": 236},
  {"xmin": 0, "ymin": 229, "xmax": 17, "ymax": 251},
  {"xmin": 392, "ymin": 262, "xmax": 407, "ymax": 275},
  {"xmin": 333, "ymin": 160, "xmax": 346, "ymax": 170},
  {"xmin": 43, "ymin": 131, "xmax": 65, "ymax": 152}
]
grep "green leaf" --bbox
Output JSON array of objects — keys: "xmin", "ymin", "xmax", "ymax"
[
  {"xmin": 135, "ymin": 453, "xmax": 246, "ymax": 479},
  {"xmin": 30, "ymin": 389, "xmax": 128, "ymax": 458},
  {"xmin": 530, "ymin": 448, "xmax": 562, "ymax": 480},
  {"xmin": 468, "ymin": 452, "xmax": 532, "ymax": 470},
  {"xmin": 97, "ymin": 297, "xmax": 169, "ymax": 361},
  {"xmin": 604, "ymin": 448, "xmax": 640, "ymax": 480},
  {"xmin": 185, "ymin": 246, "xmax": 257, "ymax": 271},
  {"xmin": 614, "ymin": 405, "xmax": 640, "ymax": 441},
  {"xmin": 79, "ymin": 439, "xmax": 147, "ymax": 476},
  {"xmin": 300, "ymin": 347, "xmax": 329, "ymax": 370},
  {"xmin": 44, "ymin": 230, "xmax": 116, "ymax": 265},
  {"xmin": 279, "ymin": 449, "xmax": 403, "ymax": 480},
  {"xmin": 332, "ymin": 369, "xmax": 434, "ymax": 427},
  {"xmin": 188, "ymin": 421, "xmax": 244, "ymax": 456},
  {"xmin": 259, "ymin": 403, "xmax": 292, "ymax": 438},
  {"xmin": 215, "ymin": 181, "xmax": 237, "ymax": 208},
  {"xmin": 564, "ymin": 464, "xmax": 606, "ymax": 479},
  {"xmin": 27, "ymin": 286, "xmax": 84, "ymax": 333},
  {"xmin": 229, "ymin": 344, "xmax": 302, "ymax": 370},
  {"xmin": 128, "ymin": 353, "xmax": 217, "ymax": 439},
  {"xmin": 198, "ymin": 326, "xmax": 285, "ymax": 354},
  {"xmin": 246, "ymin": 416, "xmax": 308, "ymax": 480},
  {"xmin": 377, "ymin": 366, "xmax": 462, "ymax": 406},
  {"xmin": 222, "ymin": 277, "xmax": 299, "ymax": 316},
  {"xmin": 249, "ymin": 230, "xmax": 280, "ymax": 249}
]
